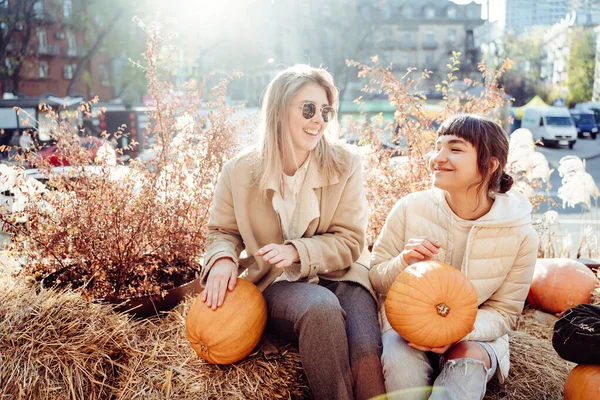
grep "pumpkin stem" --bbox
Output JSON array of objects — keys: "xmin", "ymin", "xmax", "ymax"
[{"xmin": 436, "ymin": 303, "xmax": 450, "ymax": 317}]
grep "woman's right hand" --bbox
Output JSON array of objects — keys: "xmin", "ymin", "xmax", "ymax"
[
  {"xmin": 401, "ymin": 237, "xmax": 441, "ymax": 265},
  {"xmin": 201, "ymin": 258, "xmax": 238, "ymax": 310}
]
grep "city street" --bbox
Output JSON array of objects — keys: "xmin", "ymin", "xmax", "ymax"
[{"xmin": 534, "ymin": 138, "xmax": 600, "ymax": 250}]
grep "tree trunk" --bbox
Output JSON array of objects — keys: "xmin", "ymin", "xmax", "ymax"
[
  {"xmin": 66, "ymin": 10, "xmax": 123, "ymax": 97},
  {"xmin": 11, "ymin": 65, "xmax": 21, "ymax": 95}
]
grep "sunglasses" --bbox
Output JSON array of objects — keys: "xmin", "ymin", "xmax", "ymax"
[{"xmin": 300, "ymin": 102, "xmax": 335, "ymax": 123}]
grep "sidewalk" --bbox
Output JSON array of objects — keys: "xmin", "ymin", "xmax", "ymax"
[{"xmin": 536, "ymin": 138, "xmax": 600, "ymax": 168}]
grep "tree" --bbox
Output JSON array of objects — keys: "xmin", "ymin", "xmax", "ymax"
[
  {"xmin": 490, "ymin": 29, "xmax": 545, "ymax": 105},
  {"xmin": 0, "ymin": 0, "xmax": 39, "ymax": 95},
  {"xmin": 303, "ymin": 1, "xmax": 376, "ymax": 106},
  {"xmin": 567, "ymin": 26, "xmax": 595, "ymax": 106},
  {"xmin": 65, "ymin": 0, "xmax": 147, "ymax": 98}
]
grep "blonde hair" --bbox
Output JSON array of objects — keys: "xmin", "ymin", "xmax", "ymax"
[{"xmin": 252, "ymin": 64, "xmax": 343, "ymax": 194}]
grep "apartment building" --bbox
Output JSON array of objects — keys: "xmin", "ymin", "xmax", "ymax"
[{"xmin": 1, "ymin": 0, "xmax": 113, "ymax": 100}]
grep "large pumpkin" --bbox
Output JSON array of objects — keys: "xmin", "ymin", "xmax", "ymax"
[
  {"xmin": 564, "ymin": 364, "xmax": 600, "ymax": 400},
  {"xmin": 186, "ymin": 278, "xmax": 267, "ymax": 364},
  {"xmin": 385, "ymin": 260, "xmax": 478, "ymax": 348},
  {"xmin": 527, "ymin": 258, "xmax": 598, "ymax": 314}
]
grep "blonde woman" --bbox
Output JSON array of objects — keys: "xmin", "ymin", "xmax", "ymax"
[{"xmin": 200, "ymin": 64, "xmax": 386, "ymax": 400}]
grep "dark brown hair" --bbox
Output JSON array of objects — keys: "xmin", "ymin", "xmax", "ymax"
[{"xmin": 436, "ymin": 114, "xmax": 513, "ymax": 195}]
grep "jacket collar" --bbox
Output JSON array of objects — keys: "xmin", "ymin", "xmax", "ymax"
[
  {"xmin": 265, "ymin": 153, "xmax": 340, "ymax": 194},
  {"xmin": 265, "ymin": 153, "xmax": 341, "ymax": 238}
]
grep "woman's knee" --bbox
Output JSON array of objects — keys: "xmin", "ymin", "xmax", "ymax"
[
  {"xmin": 381, "ymin": 330, "xmax": 434, "ymax": 392},
  {"xmin": 297, "ymin": 289, "xmax": 345, "ymax": 328},
  {"xmin": 444, "ymin": 341, "xmax": 491, "ymax": 369}
]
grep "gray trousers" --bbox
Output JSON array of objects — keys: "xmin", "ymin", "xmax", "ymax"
[{"xmin": 263, "ymin": 279, "xmax": 386, "ymax": 400}]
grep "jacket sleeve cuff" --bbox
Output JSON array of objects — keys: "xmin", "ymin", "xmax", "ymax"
[
  {"xmin": 283, "ymin": 239, "xmax": 320, "ymax": 283},
  {"xmin": 201, "ymin": 248, "xmax": 239, "ymax": 285}
]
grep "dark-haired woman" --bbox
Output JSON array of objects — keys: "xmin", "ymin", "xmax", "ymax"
[{"xmin": 370, "ymin": 114, "xmax": 538, "ymax": 400}]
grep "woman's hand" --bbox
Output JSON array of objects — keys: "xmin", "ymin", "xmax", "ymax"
[
  {"xmin": 201, "ymin": 258, "xmax": 237, "ymax": 310},
  {"xmin": 401, "ymin": 236, "xmax": 441, "ymax": 265},
  {"xmin": 256, "ymin": 243, "xmax": 299, "ymax": 268},
  {"xmin": 407, "ymin": 342, "xmax": 452, "ymax": 354}
]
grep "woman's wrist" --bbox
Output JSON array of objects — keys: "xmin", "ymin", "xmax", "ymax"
[{"xmin": 285, "ymin": 244, "xmax": 300, "ymax": 263}]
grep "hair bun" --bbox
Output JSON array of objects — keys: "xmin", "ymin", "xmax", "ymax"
[{"xmin": 499, "ymin": 172, "xmax": 514, "ymax": 193}]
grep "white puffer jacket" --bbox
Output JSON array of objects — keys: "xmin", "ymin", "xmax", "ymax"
[{"xmin": 369, "ymin": 188, "xmax": 539, "ymax": 382}]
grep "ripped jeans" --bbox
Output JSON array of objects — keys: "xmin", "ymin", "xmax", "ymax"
[{"xmin": 381, "ymin": 329, "xmax": 497, "ymax": 400}]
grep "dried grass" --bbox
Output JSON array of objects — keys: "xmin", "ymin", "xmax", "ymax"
[
  {"xmin": 514, "ymin": 308, "xmax": 557, "ymax": 341},
  {"xmin": 114, "ymin": 297, "xmax": 310, "ymax": 400},
  {"xmin": 485, "ymin": 330, "xmax": 573, "ymax": 400},
  {"xmin": 592, "ymin": 288, "xmax": 600, "ymax": 305},
  {"xmin": 0, "ymin": 275, "xmax": 574, "ymax": 400},
  {"xmin": 0, "ymin": 277, "xmax": 135, "ymax": 400}
]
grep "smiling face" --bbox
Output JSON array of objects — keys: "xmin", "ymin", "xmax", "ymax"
[
  {"xmin": 430, "ymin": 134, "xmax": 483, "ymax": 194},
  {"xmin": 286, "ymin": 82, "xmax": 330, "ymax": 164}
]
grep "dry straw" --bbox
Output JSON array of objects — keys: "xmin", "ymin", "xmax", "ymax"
[
  {"xmin": 0, "ymin": 278, "xmax": 136, "ymax": 400},
  {"xmin": 515, "ymin": 308, "xmax": 558, "ymax": 341},
  {"xmin": 114, "ymin": 297, "xmax": 310, "ymax": 400},
  {"xmin": 0, "ymin": 274, "xmax": 572, "ymax": 400},
  {"xmin": 485, "ymin": 330, "xmax": 573, "ymax": 400}
]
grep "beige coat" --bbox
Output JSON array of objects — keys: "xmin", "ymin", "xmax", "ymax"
[
  {"xmin": 201, "ymin": 145, "xmax": 375, "ymax": 298},
  {"xmin": 369, "ymin": 188, "xmax": 538, "ymax": 382}
]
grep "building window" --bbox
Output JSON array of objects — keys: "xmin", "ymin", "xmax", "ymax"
[
  {"xmin": 36, "ymin": 27, "xmax": 47, "ymax": 52},
  {"xmin": 448, "ymin": 28, "xmax": 456, "ymax": 42},
  {"xmin": 394, "ymin": 50, "xmax": 410, "ymax": 66},
  {"xmin": 66, "ymin": 30, "xmax": 77, "ymax": 56},
  {"xmin": 381, "ymin": 51, "xmax": 393, "ymax": 64},
  {"xmin": 63, "ymin": 0, "xmax": 72, "ymax": 18},
  {"xmin": 466, "ymin": 7, "xmax": 478, "ymax": 19},
  {"xmin": 447, "ymin": 7, "xmax": 456, "ymax": 18},
  {"xmin": 402, "ymin": 5, "xmax": 413, "ymax": 18},
  {"xmin": 39, "ymin": 61, "xmax": 49, "ymax": 79},
  {"xmin": 99, "ymin": 65, "xmax": 110, "ymax": 87},
  {"xmin": 425, "ymin": 31, "xmax": 435, "ymax": 43},
  {"xmin": 403, "ymin": 30, "xmax": 412, "ymax": 47},
  {"xmin": 466, "ymin": 30, "xmax": 474, "ymax": 48},
  {"xmin": 33, "ymin": 0, "xmax": 44, "ymax": 18},
  {"xmin": 380, "ymin": 27, "xmax": 395, "ymax": 48},
  {"xmin": 64, "ymin": 63, "xmax": 76, "ymax": 79},
  {"xmin": 425, "ymin": 51, "xmax": 434, "ymax": 68},
  {"xmin": 425, "ymin": 6, "xmax": 435, "ymax": 19}
]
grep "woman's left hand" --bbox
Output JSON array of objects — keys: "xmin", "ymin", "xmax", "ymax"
[
  {"xmin": 256, "ymin": 243, "xmax": 300, "ymax": 268},
  {"xmin": 407, "ymin": 342, "xmax": 452, "ymax": 354}
]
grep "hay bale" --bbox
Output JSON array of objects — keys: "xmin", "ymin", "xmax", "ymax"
[
  {"xmin": 0, "ymin": 278, "xmax": 135, "ymax": 400},
  {"xmin": 0, "ymin": 274, "xmax": 575, "ymax": 400},
  {"xmin": 115, "ymin": 297, "xmax": 310, "ymax": 400},
  {"xmin": 485, "ymin": 330, "xmax": 574, "ymax": 400},
  {"xmin": 514, "ymin": 308, "xmax": 557, "ymax": 340}
]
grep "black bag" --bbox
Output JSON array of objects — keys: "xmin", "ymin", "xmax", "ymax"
[{"xmin": 552, "ymin": 303, "xmax": 600, "ymax": 364}]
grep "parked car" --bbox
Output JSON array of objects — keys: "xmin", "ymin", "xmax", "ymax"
[
  {"xmin": 574, "ymin": 102, "xmax": 600, "ymax": 126},
  {"xmin": 569, "ymin": 110, "xmax": 598, "ymax": 139},
  {"xmin": 29, "ymin": 136, "xmax": 104, "ymax": 168},
  {"xmin": 521, "ymin": 106, "xmax": 577, "ymax": 149}
]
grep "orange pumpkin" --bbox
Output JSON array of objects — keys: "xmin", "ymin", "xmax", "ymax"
[
  {"xmin": 186, "ymin": 278, "xmax": 267, "ymax": 364},
  {"xmin": 385, "ymin": 260, "xmax": 478, "ymax": 348},
  {"xmin": 564, "ymin": 364, "xmax": 600, "ymax": 400},
  {"xmin": 527, "ymin": 258, "xmax": 598, "ymax": 314}
]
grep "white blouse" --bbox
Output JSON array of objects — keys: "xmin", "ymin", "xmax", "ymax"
[{"xmin": 271, "ymin": 158, "xmax": 310, "ymax": 240}]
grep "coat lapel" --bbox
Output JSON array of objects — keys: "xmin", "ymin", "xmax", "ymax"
[
  {"xmin": 294, "ymin": 157, "xmax": 340, "ymax": 237},
  {"xmin": 263, "ymin": 154, "xmax": 341, "ymax": 239}
]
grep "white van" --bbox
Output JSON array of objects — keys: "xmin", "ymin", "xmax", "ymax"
[{"xmin": 521, "ymin": 106, "xmax": 577, "ymax": 149}]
